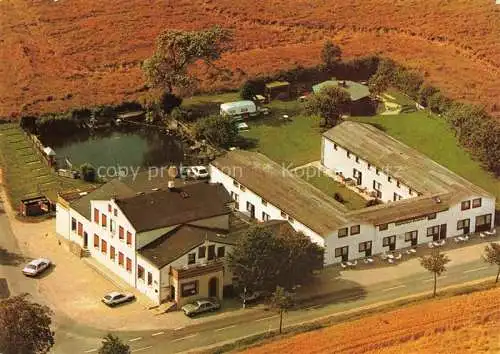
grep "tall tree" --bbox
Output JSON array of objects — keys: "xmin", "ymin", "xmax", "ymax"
[
  {"xmin": 305, "ymin": 86, "xmax": 351, "ymax": 127},
  {"xmin": 98, "ymin": 334, "xmax": 130, "ymax": 354},
  {"xmin": 269, "ymin": 286, "xmax": 294, "ymax": 334},
  {"xmin": 228, "ymin": 224, "xmax": 324, "ymax": 294},
  {"xmin": 483, "ymin": 243, "xmax": 500, "ymax": 283},
  {"xmin": 420, "ymin": 250, "xmax": 450, "ymax": 297},
  {"xmin": 321, "ymin": 40, "xmax": 342, "ymax": 70},
  {"xmin": 0, "ymin": 294, "xmax": 54, "ymax": 354},
  {"xmin": 142, "ymin": 26, "xmax": 232, "ymax": 93}
]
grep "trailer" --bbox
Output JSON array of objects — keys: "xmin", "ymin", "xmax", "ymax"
[{"xmin": 220, "ymin": 101, "xmax": 258, "ymax": 118}]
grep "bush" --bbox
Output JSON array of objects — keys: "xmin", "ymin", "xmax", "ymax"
[
  {"xmin": 80, "ymin": 163, "xmax": 96, "ymax": 182},
  {"xmin": 194, "ymin": 115, "xmax": 239, "ymax": 148},
  {"xmin": 365, "ymin": 199, "xmax": 382, "ymax": 207},
  {"xmin": 159, "ymin": 92, "xmax": 182, "ymax": 114},
  {"xmin": 240, "ymin": 81, "xmax": 257, "ymax": 100},
  {"xmin": 333, "ymin": 192, "xmax": 345, "ymax": 203},
  {"xmin": 418, "ymin": 85, "xmax": 440, "ymax": 107}
]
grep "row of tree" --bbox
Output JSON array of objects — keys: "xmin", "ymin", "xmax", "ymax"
[{"xmin": 367, "ymin": 57, "xmax": 500, "ymax": 176}]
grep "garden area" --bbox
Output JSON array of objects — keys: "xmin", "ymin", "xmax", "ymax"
[{"xmin": 0, "ymin": 124, "xmax": 88, "ymax": 208}]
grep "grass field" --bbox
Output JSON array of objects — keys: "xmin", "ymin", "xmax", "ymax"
[
  {"xmin": 240, "ymin": 101, "xmax": 322, "ymax": 167},
  {"xmin": 1, "ymin": 0, "xmax": 499, "ymax": 118},
  {"xmin": 241, "ymin": 286, "xmax": 500, "ymax": 354},
  {"xmin": 0, "ymin": 124, "xmax": 88, "ymax": 208},
  {"xmin": 350, "ymin": 112, "xmax": 500, "ymax": 203},
  {"xmin": 294, "ymin": 166, "xmax": 366, "ymax": 210}
]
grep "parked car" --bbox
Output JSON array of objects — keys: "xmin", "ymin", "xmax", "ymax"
[
  {"xmin": 191, "ymin": 166, "xmax": 209, "ymax": 179},
  {"xmin": 22, "ymin": 258, "xmax": 51, "ymax": 277},
  {"xmin": 181, "ymin": 297, "xmax": 220, "ymax": 317},
  {"xmin": 180, "ymin": 166, "xmax": 194, "ymax": 179},
  {"xmin": 101, "ymin": 292, "xmax": 136, "ymax": 307}
]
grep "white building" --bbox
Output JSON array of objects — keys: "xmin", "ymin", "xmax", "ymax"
[
  {"xmin": 56, "ymin": 174, "xmax": 252, "ymax": 306},
  {"xmin": 210, "ymin": 122, "xmax": 495, "ymax": 265}
]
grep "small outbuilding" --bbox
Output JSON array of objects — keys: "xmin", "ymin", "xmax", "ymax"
[
  {"xmin": 42, "ymin": 146, "xmax": 57, "ymax": 167},
  {"xmin": 312, "ymin": 80, "xmax": 375, "ymax": 116},
  {"xmin": 19, "ymin": 196, "xmax": 52, "ymax": 217},
  {"xmin": 265, "ymin": 81, "xmax": 291, "ymax": 101}
]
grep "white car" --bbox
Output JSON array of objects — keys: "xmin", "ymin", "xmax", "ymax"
[
  {"xmin": 191, "ymin": 166, "xmax": 209, "ymax": 179},
  {"xmin": 101, "ymin": 292, "xmax": 136, "ymax": 307},
  {"xmin": 22, "ymin": 258, "xmax": 51, "ymax": 277}
]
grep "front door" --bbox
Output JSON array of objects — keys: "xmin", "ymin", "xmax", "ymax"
[
  {"xmin": 439, "ymin": 224, "xmax": 447, "ymax": 240},
  {"xmin": 83, "ymin": 232, "xmax": 88, "ymax": 248},
  {"xmin": 208, "ymin": 277, "xmax": 218, "ymax": 298},
  {"xmin": 170, "ymin": 285, "xmax": 176, "ymax": 302}
]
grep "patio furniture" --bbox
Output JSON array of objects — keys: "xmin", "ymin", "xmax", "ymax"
[
  {"xmin": 340, "ymin": 262, "xmax": 348, "ymax": 269},
  {"xmin": 463, "ymin": 235, "xmax": 470, "ymax": 241},
  {"xmin": 363, "ymin": 258, "xmax": 370, "ymax": 264},
  {"xmin": 409, "ymin": 248, "xmax": 417, "ymax": 254},
  {"xmin": 380, "ymin": 252, "xmax": 388, "ymax": 260},
  {"xmin": 480, "ymin": 232, "xmax": 487, "ymax": 238},
  {"xmin": 405, "ymin": 249, "xmax": 412, "ymax": 255},
  {"xmin": 387, "ymin": 254, "xmax": 394, "ymax": 260},
  {"xmin": 387, "ymin": 258, "xmax": 395, "ymax": 264},
  {"xmin": 366, "ymin": 257, "xmax": 374, "ymax": 263},
  {"xmin": 346, "ymin": 261, "xmax": 353, "ymax": 267},
  {"xmin": 454, "ymin": 237, "xmax": 462, "ymax": 243},
  {"xmin": 350, "ymin": 260, "xmax": 358, "ymax": 267},
  {"xmin": 428, "ymin": 242, "xmax": 434, "ymax": 248},
  {"xmin": 394, "ymin": 253, "xmax": 402, "ymax": 260},
  {"xmin": 438, "ymin": 239, "xmax": 446, "ymax": 247}
]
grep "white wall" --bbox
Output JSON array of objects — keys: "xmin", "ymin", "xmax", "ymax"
[
  {"xmin": 136, "ymin": 254, "xmax": 161, "ymax": 304},
  {"xmin": 209, "ymin": 165, "xmax": 326, "ymax": 247},
  {"xmin": 324, "ymin": 197, "xmax": 496, "ymax": 264},
  {"xmin": 322, "ymin": 137, "xmax": 415, "ymax": 202},
  {"xmin": 55, "ymin": 203, "xmax": 70, "ymax": 239}
]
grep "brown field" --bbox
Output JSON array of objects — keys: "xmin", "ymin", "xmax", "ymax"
[
  {"xmin": 241, "ymin": 287, "xmax": 500, "ymax": 354},
  {"xmin": 1, "ymin": 0, "xmax": 499, "ymax": 118}
]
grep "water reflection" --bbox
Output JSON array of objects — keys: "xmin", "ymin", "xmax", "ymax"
[{"xmin": 40, "ymin": 127, "xmax": 184, "ymax": 169}]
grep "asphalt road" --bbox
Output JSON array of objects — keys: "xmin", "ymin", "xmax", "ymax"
[
  {"xmin": 60, "ymin": 257, "xmax": 496, "ymax": 354},
  {"xmin": 0, "ymin": 199, "xmax": 496, "ymax": 353}
]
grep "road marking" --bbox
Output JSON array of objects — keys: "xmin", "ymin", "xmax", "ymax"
[
  {"xmin": 83, "ymin": 349, "xmax": 97, "ymax": 353},
  {"xmin": 172, "ymin": 333, "xmax": 198, "ymax": 342},
  {"xmin": 132, "ymin": 346, "xmax": 153, "ymax": 352},
  {"xmin": 128, "ymin": 337, "xmax": 143, "ymax": 342},
  {"xmin": 423, "ymin": 275, "xmax": 447, "ymax": 283},
  {"xmin": 464, "ymin": 267, "xmax": 489, "ymax": 274},
  {"xmin": 214, "ymin": 324, "xmax": 236, "ymax": 332},
  {"xmin": 151, "ymin": 331, "xmax": 164, "ymax": 337},
  {"xmin": 255, "ymin": 315, "xmax": 278, "ymax": 322},
  {"xmin": 174, "ymin": 326, "xmax": 185, "ymax": 331},
  {"xmin": 382, "ymin": 285, "xmax": 406, "ymax": 292}
]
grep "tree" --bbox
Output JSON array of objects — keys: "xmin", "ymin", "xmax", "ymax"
[
  {"xmin": 269, "ymin": 286, "xmax": 294, "ymax": 334},
  {"xmin": 240, "ymin": 81, "xmax": 257, "ymax": 100},
  {"xmin": 228, "ymin": 224, "xmax": 324, "ymax": 295},
  {"xmin": 483, "ymin": 243, "xmax": 500, "ymax": 283},
  {"xmin": 193, "ymin": 114, "xmax": 239, "ymax": 148},
  {"xmin": 159, "ymin": 92, "xmax": 182, "ymax": 114},
  {"xmin": 321, "ymin": 40, "xmax": 342, "ymax": 70},
  {"xmin": 80, "ymin": 163, "xmax": 96, "ymax": 182},
  {"xmin": 98, "ymin": 334, "xmax": 130, "ymax": 354},
  {"xmin": 418, "ymin": 85, "xmax": 440, "ymax": 108},
  {"xmin": 0, "ymin": 294, "xmax": 54, "ymax": 354},
  {"xmin": 142, "ymin": 26, "xmax": 232, "ymax": 93},
  {"xmin": 305, "ymin": 86, "xmax": 351, "ymax": 127},
  {"xmin": 420, "ymin": 250, "xmax": 450, "ymax": 297}
]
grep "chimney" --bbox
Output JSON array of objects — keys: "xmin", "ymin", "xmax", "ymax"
[{"xmin": 168, "ymin": 180, "xmax": 175, "ymax": 190}]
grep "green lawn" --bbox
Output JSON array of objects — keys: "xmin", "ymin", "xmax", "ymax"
[
  {"xmin": 295, "ymin": 166, "xmax": 366, "ymax": 210},
  {"xmin": 350, "ymin": 112, "xmax": 500, "ymax": 203},
  {"xmin": 0, "ymin": 124, "xmax": 89, "ymax": 208},
  {"xmin": 241, "ymin": 100, "xmax": 322, "ymax": 167}
]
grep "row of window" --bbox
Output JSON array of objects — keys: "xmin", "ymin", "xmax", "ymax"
[
  {"xmin": 230, "ymin": 189, "xmax": 295, "ymax": 224},
  {"xmin": 93, "ymin": 234, "xmax": 132, "ymax": 272},
  {"xmin": 93, "ymin": 208, "xmax": 133, "ymax": 246},
  {"xmin": 137, "ymin": 265, "xmax": 153, "ymax": 286},
  {"xmin": 338, "ymin": 225, "xmax": 360, "ymax": 238},
  {"xmin": 461, "ymin": 198, "xmax": 482, "ymax": 211},
  {"xmin": 337, "ymin": 143, "xmax": 410, "ymax": 193},
  {"xmin": 188, "ymin": 245, "xmax": 225, "ymax": 265}
]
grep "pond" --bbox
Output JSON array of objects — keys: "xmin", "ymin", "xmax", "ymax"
[{"xmin": 40, "ymin": 127, "xmax": 185, "ymax": 171}]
